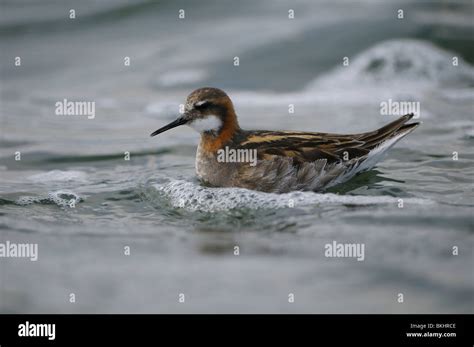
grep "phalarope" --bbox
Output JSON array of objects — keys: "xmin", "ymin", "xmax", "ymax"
[{"xmin": 151, "ymin": 87, "xmax": 419, "ymax": 193}]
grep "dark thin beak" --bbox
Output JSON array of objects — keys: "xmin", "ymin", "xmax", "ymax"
[{"xmin": 150, "ymin": 116, "xmax": 188, "ymax": 137}]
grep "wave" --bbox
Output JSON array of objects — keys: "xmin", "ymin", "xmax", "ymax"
[
  {"xmin": 229, "ymin": 39, "xmax": 474, "ymax": 107},
  {"xmin": 150, "ymin": 179, "xmax": 432, "ymax": 213},
  {"xmin": 307, "ymin": 39, "xmax": 474, "ymax": 89}
]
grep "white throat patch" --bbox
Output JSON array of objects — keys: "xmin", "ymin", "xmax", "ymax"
[{"xmin": 188, "ymin": 115, "xmax": 222, "ymax": 133}]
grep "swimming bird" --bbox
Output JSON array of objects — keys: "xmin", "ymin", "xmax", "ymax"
[{"xmin": 151, "ymin": 87, "xmax": 419, "ymax": 193}]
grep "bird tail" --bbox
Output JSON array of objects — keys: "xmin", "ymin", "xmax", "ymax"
[
  {"xmin": 346, "ymin": 114, "xmax": 420, "ymax": 175},
  {"xmin": 358, "ymin": 113, "xmax": 420, "ymax": 150}
]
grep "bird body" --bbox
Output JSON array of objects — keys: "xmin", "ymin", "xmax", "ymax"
[{"xmin": 151, "ymin": 88, "xmax": 419, "ymax": 193}]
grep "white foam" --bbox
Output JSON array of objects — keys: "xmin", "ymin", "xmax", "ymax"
[
  {"xmin": 152, "ymin": 179, "xmax": 431, "ymax": 212},
  {"xmin": 28, "ymin": 170, "xmax": 87, "ymax": 183},
  {"xmin": 17, "ymin": 190, "xmax": 82, "ymax": 208}
]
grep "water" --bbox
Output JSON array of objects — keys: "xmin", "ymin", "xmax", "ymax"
[{"xmin": 0, "ymin": 0, "xmax": 473, "ymax": 313}]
